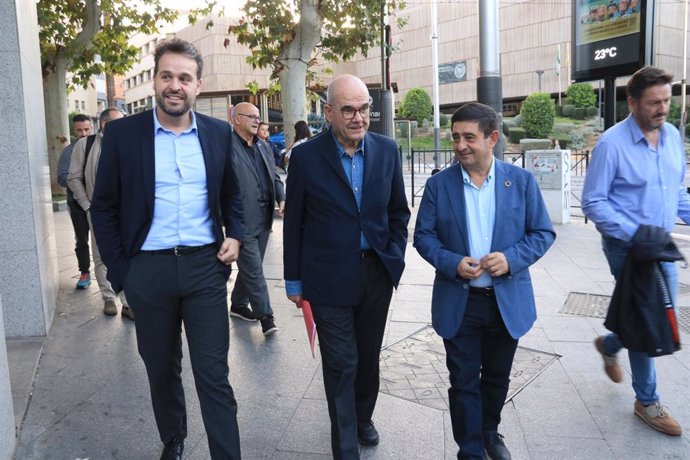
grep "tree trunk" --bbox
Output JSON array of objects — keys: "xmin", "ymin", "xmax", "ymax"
[
  {"xmin": 278, "ymin": 0, "xmax": 323, "ymax": 147},
  {"xmin": 106, "ymin": 73, "xmax": 116, "ymax": 107},
  {"xmin": 43, "ymin": 58, "xmax": 70, "ymax": 196}
]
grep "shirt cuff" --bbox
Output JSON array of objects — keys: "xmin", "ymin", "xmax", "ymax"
[{"xmin": 285, "ymin": 280, "xmax": 302, "ymax": 297}]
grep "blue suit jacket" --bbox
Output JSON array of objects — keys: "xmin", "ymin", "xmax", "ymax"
[
  {"xmin": 90, "ymin": 110, "xmax": 244, "ymax": 292},
  {"xmin": 283, "ymin": 129, "xmax": 410, "ymax": 306},
  {"xmin": 414, "ymin": 161, "xmax": 555, "ymax": 339}
]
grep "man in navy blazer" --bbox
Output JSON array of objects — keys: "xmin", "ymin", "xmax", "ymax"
[
  {"xmin": 91, "ymin": 39, "xmax": 243, "ymax": 460},
  {"xmin": 414, "ymin": 103, "xmax": 555, "ymax": 460},
  {"xmin": 283, "ymin": 75, "xmax": 410, "ymax": 459}
]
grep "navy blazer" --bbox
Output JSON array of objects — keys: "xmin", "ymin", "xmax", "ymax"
[
  {"xmin": 414, "ymin": 161, "xmax": 555, "ymax": 339},
  {"xmin": 90, "ymin": 110, "xmax": 244, "ymax": 292},
  {"xmin": 283, "ymin": 129, "xmax": 410, "ymax": 306}
]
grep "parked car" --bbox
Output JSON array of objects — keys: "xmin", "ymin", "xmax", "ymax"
[{"xmin": 269, "ymin": 125, "xmax": 323, "ymax": 151}]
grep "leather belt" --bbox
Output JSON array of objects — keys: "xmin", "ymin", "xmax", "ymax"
[
  {"xmin": 360, "ymin": 249, "xmax": 376, "ymax": 260},
  {"xmin": 141, "ymin": 243, "xmax": 216, "ymax": 256},
  {"xmin": 469, "ymin": 286, "xmax": 495, "ymax": 296}
]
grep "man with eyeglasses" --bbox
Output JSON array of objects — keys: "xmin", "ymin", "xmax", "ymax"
[
  {"xmin": 283, "ymin": 74, "xmax": 410, "ymax": 459},
  {"xmin": 229, "ymin": 102, "xmax": 285, "ymax": 335}
]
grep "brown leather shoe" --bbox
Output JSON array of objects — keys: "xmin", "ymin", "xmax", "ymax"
[
  {"xmin": 121, "ymin": 305, "xmax": 135, "ymax": 321},
  {"xmin": 634, "ymin": 401, "xmax": 683, "ymax": 436},
  {"xmin": 594, "ymin": 336, "xmax": 622, "ymax": 383},
  {"xmin": 103, "ymin": 300, "xmax": 117, "ymax": 316}
]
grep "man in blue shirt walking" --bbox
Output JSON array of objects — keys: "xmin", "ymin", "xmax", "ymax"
[{"xmin": 583, "ymin": 66, "xmax": 690, "ymax": 437}]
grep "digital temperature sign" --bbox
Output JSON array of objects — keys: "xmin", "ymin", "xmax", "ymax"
[{"xmin": 572, "ymin": 0, "xmax": 654, "ymax": 81}]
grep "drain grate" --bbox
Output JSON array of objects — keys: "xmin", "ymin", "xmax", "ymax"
[
  {"xmin": 561, "ymin": 292, "xmax": 690, "ymax": 335},
  {"xmin": 379, "ymin": 325, "xmax": 559, "ymax": 411},
  {"xmin": 561, "ymin": 292, "xmax": 610, "ymax": 318}
]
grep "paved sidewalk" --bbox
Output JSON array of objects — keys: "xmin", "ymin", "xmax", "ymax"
[{"xmin": 9, "ymin": 206, "xmax": 690, "ymax": 459}]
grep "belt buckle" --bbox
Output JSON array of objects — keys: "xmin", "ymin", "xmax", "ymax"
[{"xmin": 174, "ymin": 246, "xmax": 180, "ymax": 256}]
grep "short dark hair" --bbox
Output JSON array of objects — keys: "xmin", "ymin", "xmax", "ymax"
[
  {"xmin": 450, "ymin": 102, "xmax": 499, "ymax": 138},
  {"xmin": 626, "ymin": 66, "xmax": 673, "ymax": 101},
  {"xmin": 99, "ymin": 107, "xmax": 124, "ymax": 127},
  {"xmin": 154, "ymin": 38, "xmax": 203, "ymax": 80},
  {"xmin": 72, "ymin": 114, "xmax": 91, "ymax": 124},
  {"xmin": 258, "ymin": 122, "xmax": 269, "ymax": 128}
]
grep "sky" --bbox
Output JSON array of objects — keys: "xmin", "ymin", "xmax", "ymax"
[{"xmin": 161, "ymin": 0, "xmax": 246, "ymax": 16}]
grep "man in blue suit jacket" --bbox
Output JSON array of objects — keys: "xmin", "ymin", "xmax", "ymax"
[
  {"xmin": 91, "ymin": 39, "xmax": 243, "ymax": 460},
  {"xmin": 414, "ymin": 103, "xmax": 555, "ymax": 460},
  {"xmin": 283, "ymin": 75, "xmax": 410, "ymax": 459}
]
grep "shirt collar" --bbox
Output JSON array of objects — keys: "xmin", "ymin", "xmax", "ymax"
[
  {"xmin": 153, "ymin": 106, "xmax": 198, "ymax": 135},
  {"xmin": 625, "ymin": 114, "xmax": 667, "ymax": 146},
  {"xmin": 460, "ymin": 157, "xmax": 495, "ymax": 186},
  {"xmin": 331, "ymin": 129, "xmax": 365, "ymax": 159},
  {"xmin": 233, "ymin": 130, "xmax": 260, "ymax": 149}
]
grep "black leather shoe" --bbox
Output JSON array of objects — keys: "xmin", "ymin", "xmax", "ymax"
[
  {"xmin": 357, "ymin": 420, "xmax": 379, "ymax": 446},
  {"xmin": 160, "ymin": 437, "xmax": 184, "ymax": 460},
  {"xmin": 484, "ymin": 432, "xmax": 511, "ymax": 460}
]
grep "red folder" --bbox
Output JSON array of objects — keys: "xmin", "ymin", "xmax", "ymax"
[{"xmin": 301, "ymin": 300, "xmax": 317, "ymax": 359}]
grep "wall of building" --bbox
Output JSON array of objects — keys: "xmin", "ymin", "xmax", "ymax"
[{"xmin": 0, "ymin": 0, "xmax": 58, "ymax": 338}]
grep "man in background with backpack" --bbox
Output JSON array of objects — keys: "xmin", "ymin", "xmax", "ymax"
[
  {"xmin": 57, "ymin": 113, "xmax": 93, "ymax": 290},
  {"xmin": 68, "ymin": 107, "xmax": 132, "ymax": 319}
]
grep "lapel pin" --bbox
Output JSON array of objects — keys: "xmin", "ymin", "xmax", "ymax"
[{"xmin": 504, "ymin": 180, "xmax": 512, "ymax": 187}]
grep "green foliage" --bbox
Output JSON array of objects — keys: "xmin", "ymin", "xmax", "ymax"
[
  {"xmin": 549, "ymin": 133, "xmax": 570, "ymax": 149},
  {"xmin": 586, "ymin": 106, "xmax": 598, "ymax": 117},
  {"xmin": 508, "ymin": 127, "xmax": 526, "ymax": 144},
  {"xmin": 572, "ymin": 107, "xmax": 588, "ymax": 120},
  {"xmin": 553, "ymin": 122, "xmax": 576, "ymax": 134},
  {"xmin": 566, "ymin": 82, "xmax": 597, "ymax": 108},
  {"xmin": 520, "ymin": 92, "xmax": 555, "ymax": 138},
  {"xmin": 519, "ymin": 138, "xmax": 552, "ymax": 151},
  {"xmin": 400, "ymin": 88, "xmax": 432, "ymax": 123},
  {"xmin": 615, "ymin": 101, "xmax": 630, "ymax": 122},
  {"xmin": 37, "ymin": 0, "xmax": 218, "ymax": 88},
  {"xmin": 440, "ymin": 113, "xmax": 450, "ymax": 128},
  {"xmin": 502, "ymin": 119, "xmax": 515, "ymax": 136},
  {"xmin": 555, "ymin": 105, "xmax": 563, "ymax": 117},
  {"xmin": 562, "ymin": 104, "xmax": 575, "ymax": 117},
  {"xmin": 228, "ymin": 0, "xmax": 406, "ymax": 79},
  {"xmin": 513, "ymin": 114, "xmax": 523, "ymax": 127},
  {"xmin": 568, "ymin": 130, "xmax": 587, "ymax": 150}
]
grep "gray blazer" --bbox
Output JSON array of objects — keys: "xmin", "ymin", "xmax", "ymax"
[{"xmin": 231, "ymin": 133, "xmax": 285, "ymax": 238}]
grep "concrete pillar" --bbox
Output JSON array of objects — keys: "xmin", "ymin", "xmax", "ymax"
[
  {"xmin": 0, "ymin": 296, "xmax": 16, "ymax": 458},
  {"xmin": 0, "ymin": 0, "xmax": 58, "ymax": 337}
]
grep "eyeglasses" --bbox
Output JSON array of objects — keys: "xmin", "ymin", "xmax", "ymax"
[
  {"xmin": 236, "ymin": 113, "xmax": 262, "ymax": 122},
  {"xmin": 332, "ymin": 97, "xmax": 374, "ymax": 120}
]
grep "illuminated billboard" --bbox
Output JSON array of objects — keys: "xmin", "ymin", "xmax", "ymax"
[{"xmin": 572, "ymin": 0, "xmax": 654, "ymax": 81}]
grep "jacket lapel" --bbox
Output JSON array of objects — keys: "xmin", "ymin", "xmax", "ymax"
[
  {"xmin": 444, "ymin": 164, "xmax": 471, "ymax": 251},
  {"xmin": 320, "ymin": 128, "xmax": 354, "ymax": 190},
  {"xmin": 141, "ymin": 111, "xmax": 156, "ymax": 214},
  {"xmin": 491, "ymin": 160, "xmax": 510, "ymax": 249}
]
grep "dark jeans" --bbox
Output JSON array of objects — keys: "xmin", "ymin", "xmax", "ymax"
[
  {"xmin": 124, "ymin": 246, "xmax": 241, "ymax": 459},
  {"xmin": 311, "ymin": 254, "xmax": 393, "ymax": 460},
  {"xmin": 444, "ymin": 290, "xmax": 518, "ymax": 460},
  {"xmin": 67, "ymin": 198, "xmax": 90, "ymax": 274}
]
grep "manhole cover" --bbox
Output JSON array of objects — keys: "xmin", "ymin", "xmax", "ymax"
[
  {"xmin": 561, "ymin": 292, "xmax": 610, "ymax": 318},
  {"xmin": 379, "ymin": 325, "xmax": 559, "ymax": 411}
]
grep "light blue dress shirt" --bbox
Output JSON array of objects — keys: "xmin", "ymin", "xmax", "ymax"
[
  {"xmin": 141, "ymin": 108, "xmax": 215, "ymax": 250},
  {"xmin": 582, "ymin": 115, "xmax": 690, "ymax": 241},
  {"xmin": 461, "ymin": 160, "xmax": 496, "ymax": 288}
]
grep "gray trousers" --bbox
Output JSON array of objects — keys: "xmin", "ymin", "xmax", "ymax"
[
  {"xmin": 87, "ymin": 211, "xmax": 127, "ymax": 305},
  {"xmin": 230, "ymin": 228, "xmax": 273, "ymax": 318}
]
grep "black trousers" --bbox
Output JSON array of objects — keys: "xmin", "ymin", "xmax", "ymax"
[
  {"xmin": 124, "ymin": 246, "xmax": 241, "ymax": 460},
  {"xmin": 444, "ymin": 290, "xmax": 518, "ymax": 460},
  {"xmin": 311, "ymin": 254, "xmax": 393, "ymax": 460},
  {"xmin": 67, "ymin": 197, "xmax": 90, "ymax": 274}
]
